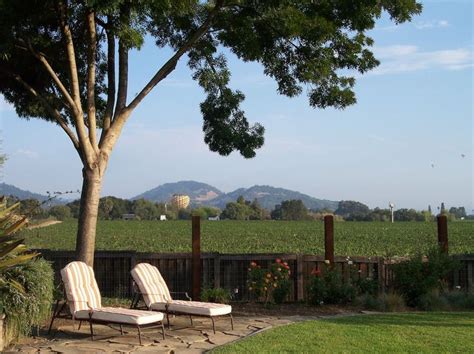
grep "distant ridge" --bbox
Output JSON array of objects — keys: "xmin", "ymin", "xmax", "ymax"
[
  {"xmin": 133, "ymin": 181, "xmax": 338, "ymax": 211},
  {"xmin": 0, "ymin": 182, "xmax": 50, "ymax": 201}
]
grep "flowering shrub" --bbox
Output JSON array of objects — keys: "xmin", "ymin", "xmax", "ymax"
[
  {"xmin": 307, "ymin": 260, "xmax": 378, "ymax": 306},
  {"xmin": 247, "ymin": 259, "xmax": 291, "ymax": 304}
]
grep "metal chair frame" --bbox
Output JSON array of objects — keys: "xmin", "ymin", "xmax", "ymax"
[
  {"xmin": 130, "ymin": 280, "xmax": 233, "ymax": 334},
  {"xmin": 48, "ymin": 281, "xmax": 166, "ymax": 345}
]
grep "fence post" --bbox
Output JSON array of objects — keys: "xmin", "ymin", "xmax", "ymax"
[
  {"xmin": 213, "ymin": 253, "xmax": 221, "ymax": 289},
  {"xmin": 192, "ymin": 216, "xmax": 201, "ymax": 301},
  {"xmin": 437, "ymin": 215, "xmax": 448, "ymax": 254},
  {"xmin": 324, "ymin": 215, "xmax": 335, "ymax": 266},
  {"xmin": 296, "ymin": 254, "xmax": 304, "ymax": 301}
]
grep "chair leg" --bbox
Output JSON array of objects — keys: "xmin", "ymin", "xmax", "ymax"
[
  {"xmin": 211, "ymin": 317, "xmax": 216, "ymax": 334},
  {"xmin": 230, "ymin": 314, "xmax": 234, "ymax": 330},
  {"xmin": 161, "ymin": 322, "xmax": 166, "ymax": 340},
  {"xmin": 88, "ymin": 313, "xmax": 94, "ymax": 340},
  {"xmin": 47, "ymin": 299, "xmax": 60, "ymax": 334},
  {"xmin": 89, "ymin": 321, "xmax": 94, "ymax": 341},
  {"xmin": 120, "ymin": 324, "xmax": 123, "ymax": 335},
  {"xmin": 78, "ymin": 320, "xmax": 82, "ymax": 330},
  {"xmin": 189, "ymin": 315, "xmax": 193, "ymax": 326},
  {"xmin": 166, "ymin": 311, "xmax": 170, "ymax": 329},
  {"xmin": 137, "ymin": 326, "xmax": 142, "ymax": 345}
]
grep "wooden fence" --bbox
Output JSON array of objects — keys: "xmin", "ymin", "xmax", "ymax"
[{"xmin": 37, "ymin": 250, "xmax": 474, "ymax": 301}]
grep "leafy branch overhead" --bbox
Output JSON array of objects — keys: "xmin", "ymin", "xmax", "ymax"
[{"xmin": 0, "ymin": 0, "xmax": 421, "ymax": 162}]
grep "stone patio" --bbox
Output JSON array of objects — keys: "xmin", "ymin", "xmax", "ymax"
[{"xmin": 5, "ymin": 314, "xmax": 299, "ymax": 353}]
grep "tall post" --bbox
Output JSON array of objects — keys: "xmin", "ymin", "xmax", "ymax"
[
  {"xmin": 324, "ymin": 214, "xmax": 335, "ymax": 267},
  {"xmin": 437, "ymin": 214, "xmax": 448, "ymax": 254},
  {"xmin": 192, "ymin": 216, "xmax": 201, "ymax": 300}
]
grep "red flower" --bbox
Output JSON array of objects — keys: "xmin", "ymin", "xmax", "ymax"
[
  {"xmin": 250, "ymin": 261, "xmax": 257, "ymax": 267},
  {"xmin": 276, "ymin": 258, "xmax": 282, "ymax": 263},
  {"xmin": 311, "ymin": 268, "xmax": 321, "ymax": 276}
]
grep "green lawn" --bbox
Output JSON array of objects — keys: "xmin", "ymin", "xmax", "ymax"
[
  {"xmin": 22, "ymin": 219, "xmax": 474, "ymax": 256},
  {"xmin": 214, "ymin": 312, "xmax": 474, "ymax": 353}
]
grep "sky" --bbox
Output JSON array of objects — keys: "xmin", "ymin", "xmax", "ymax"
[{"xmin": 1, "ymin": 0, "xmax": 473, "ymax": 212}]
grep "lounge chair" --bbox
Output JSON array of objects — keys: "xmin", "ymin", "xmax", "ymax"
[
  {"xmin": 130, "ymin": 262, "xmax": 233, "ymax": 333},
  {"xmin": 48, "ymin": 261, "xmax": 165, "ymax": 344}
]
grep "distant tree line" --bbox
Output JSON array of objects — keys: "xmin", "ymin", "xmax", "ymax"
[{"xmin": 4, "ymin": 195, "xmax": 471, "ymax": 222}]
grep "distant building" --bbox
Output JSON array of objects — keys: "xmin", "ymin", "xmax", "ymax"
[
  {"xmin": 208, "ymin": 216, "xmax": 220, "ymax": 221},
  {"xmin": 160, "ymin": 215, "xmax": 167, "ymax": 221},
  {"xmin": 122, "ymin": 213, "xmax": 137, "ymax": 221},
  {"xmin": 170, "ymin": 194, "xmax": 190, "ymax": 209}
]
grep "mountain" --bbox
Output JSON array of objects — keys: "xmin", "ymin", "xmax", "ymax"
[
  {"xmin": 0, "ymin": 182, "xmax": 50, "ymax": 201},
  {"xmin": 133, "ymin": 181, "xmax": 223, "ymax": 205},
  {"xmin": 209, "ymin": 185, "xmax": 338, "ymax": 211},
  {"xmin": 134, "ymin": 181, "xmax": 338, "ymax": 211}
]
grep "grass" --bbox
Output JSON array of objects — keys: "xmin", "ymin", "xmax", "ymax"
[
  {"xmin": 21, "ymin": 219, "xmax": 474, "ymax": 256},
  {"xmin": 214, "ymin": 312, "xmax": 474, "ymax": 353}
]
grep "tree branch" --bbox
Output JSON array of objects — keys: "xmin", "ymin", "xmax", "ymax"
[
  {"xmin": 125, "ymin": 0, "xmax": 225, "ymax": 113},
  {"xmin": 22, "ymin": 40, "xmax": 77, "ymax": 113},
  {"xmin": 115, "ymin": 39, "xmax": 128, "ymax": 113},
  {"xmin": 58, "ymin": 0, "xmax": 95, "ymax": 167},
  {"xmin": 100, "ymin": 22, "xmax": 116, "ymax": 144},
  {"xmin": 86, "ymin": 9, "xmax": 98, "ymax": 152}
]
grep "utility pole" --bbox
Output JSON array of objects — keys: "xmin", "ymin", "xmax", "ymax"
[{"xmin": 389, "ymin": 202, "xmax": 395, "ymax": 223}]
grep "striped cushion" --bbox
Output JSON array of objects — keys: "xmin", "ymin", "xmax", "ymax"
[
  {"xmin": 131, "ymin": 263, "xmax": 172, "ymax": 308},
  {"xmin": 151, "ymin": 300, "xmax": 232, "ymax": 317},
  {"xmin": 61, "ymin": 261, "xmax": 102, "ymax": 315},
  {"xmin": 74, "ymin": 307, "xmax": 164, "ymax": 325}
]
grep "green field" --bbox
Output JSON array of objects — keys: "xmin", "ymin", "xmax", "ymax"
[
  {"xmin": 22, "ymin": 219, "xmax": 474, "ymax": 256},
  {"xmin": 213, "ymin": 312, "xmax": 474, "ymax": 353}
]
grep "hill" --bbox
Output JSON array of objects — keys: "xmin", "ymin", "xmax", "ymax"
[
  {"xmin": 133, "ymin": 181, "xmax": 338, "ymax": 211},
  {"xmin": 209, "ymin": 185, "xmax": 338, "ymax": 211},
  {"xmin": 133, "ymin": 181, "xmax": 223, "ymax": 205},
  {"xmin": 1, "ymin": 182, "xmax": 49, "ymax": 201}
]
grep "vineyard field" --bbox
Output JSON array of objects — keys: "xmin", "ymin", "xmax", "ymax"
[{"xmin": 22, "ymin": 220, "xmax": 474, "ymax": 256}]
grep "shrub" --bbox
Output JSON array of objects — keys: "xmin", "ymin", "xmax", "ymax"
[
  {"xmin": 306, "ymin": 266, "xmax": 355, "ymax": 305},
  {"xmin": 201, "ymin": 288, "xmax": 231, "ymax": 304},
  {"xmin": 392, "ymin": 248, "xmax": 460, "ymax": 307},
  {"xmin": 247, "ymin": 259, "xmax": 291, "ymax": 304},
  {"xmin": 0, "ymin": 258, "xmax": 54, "ymax": 345},
  {"xmin": 355, "ymin": 292, "xmax": 406, "ymax": 312},
  {"xmin": 443, "ymin": 291, "xmax": 474, "ymax": 310}
]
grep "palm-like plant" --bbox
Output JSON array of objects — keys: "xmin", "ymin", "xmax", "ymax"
[{"xmin": 0, "ymin": 197, "xmax": 38, "ymax": 291}]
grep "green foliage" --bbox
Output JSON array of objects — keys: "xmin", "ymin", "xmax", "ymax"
[
  {"xmin": 19, "ymin": 220, "xmax": 474, "ymax": 256},
  {"xmin": 222, "ymin": 196, "xmax": 267, "ymax": 220},
  {"xmin": 0, "ymin": 258, "xmax": 54, "ymax": 345},
  {"xmin": 48, "ymin": 205, "xmax": 71, "ymax": 221},
  {"xmin": 272, "ymin": 200, "xmax": 309, "ymax": 221},
  {"xmin": 335, "ymin": 200, "xmax": 370, "ymax": 220},
  {"xmin": 201, "ymin": 287, "xmax": 231, "ymax": 304},
  {"xmin": 392, "ymin": 248, "xmax": 460, "ymax": 307},
  {"xmin": 247, "ymin": 259, "xmax": 291, "ymax": 304},
  {"xmin": 355, "ymin": 292, "xmax": 406, "ymax": 312}
]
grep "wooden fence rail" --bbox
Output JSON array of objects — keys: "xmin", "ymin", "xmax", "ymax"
[{"xmin": 36, "ymin": 250, "xmax": 474, "ymax": 301}]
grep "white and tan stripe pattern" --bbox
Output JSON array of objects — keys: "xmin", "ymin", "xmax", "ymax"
[
  {"xmin": 61, "ymin": 261, "xmax": 102, "ymax": 315},
  {"xmin": 74, "ymin": 307, "xmax": 164, "ymax": 325},
  {"xmin": 131, "ymin": 263, "xmax": 172, "ymax": 307}
]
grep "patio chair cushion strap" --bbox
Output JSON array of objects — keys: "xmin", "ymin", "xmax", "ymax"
[
  {"xmin": 151, "ymin": 300, "xmax": 232, "ymax": 317},
  {"xmin": 75, "ymin": 307, "xmax": 164, "ymax": 325}
]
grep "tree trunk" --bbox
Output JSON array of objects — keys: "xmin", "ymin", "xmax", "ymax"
[{"xmin": 76, "ymin": 166, "xmax": 103, "ymax": 266}]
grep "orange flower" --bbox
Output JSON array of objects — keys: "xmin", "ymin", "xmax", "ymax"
[
  {"xmin": 273, "ymin": 283, "xmax": 278, "ymax": 288},
  {"xmin": 266, "ymin": 273, "xmax": 272, "ymax": 278}
]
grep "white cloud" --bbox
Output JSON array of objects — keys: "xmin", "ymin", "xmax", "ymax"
[
  {"xmin": 371, "ymin": 45, "xmax": 473, "ymax": 75},
  {"xmin": 414, "ymin": 20, "xmax": 449, "ymax": 30},
  {"xmin": 14, "ymin": 149, "xmax": 39, "ymax": 159}
]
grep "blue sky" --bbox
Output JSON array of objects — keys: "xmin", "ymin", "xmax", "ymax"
[{"xmin": 1, "ymin": 0, "xmax": 472, "ymax": 212}]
